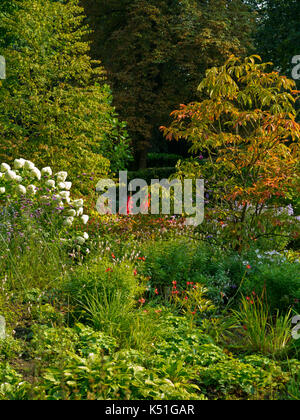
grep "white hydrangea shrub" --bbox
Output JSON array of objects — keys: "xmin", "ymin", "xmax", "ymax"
[{"xmin": 0, "ymin": 159, "xmax": 90, "ymax": 248}]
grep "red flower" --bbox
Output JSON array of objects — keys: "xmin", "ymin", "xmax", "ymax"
[
  {"xmin": 139, "ymin": 298, "xmax": 145, "ymax": 304},
  {"xmin": 112, "ymin": 253, "xmax": 116, "ymax": 259},
  {"xmin": 133, "ymin": 269, "xmax": 138, "ymax": 276},
  {"xmin": 246, "ymin": 264, "xmax": 251, "ymax": 269},
  {"xmin": 154, "ymin": 288, "xmax": 159, "ymax": 295},
  {"xmin": 105, "ymin": 268, "xmax": 112, "ymax": 273},
  {"xmin": 246, "ymin": 296, "xmax": 250, "ymax": 301},
  {"xmin": 172, "ymin": 281, "xmax": 177, "ymax": 285}
]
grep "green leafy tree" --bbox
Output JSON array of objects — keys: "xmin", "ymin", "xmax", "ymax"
[
  {"xmin": 246, "ymin": 0, "xmax": 300, "ymax": 83},
  {"xmin": 81, "ymin": 0, "xmax": 255, "ymax": 168},
  {"xmin": 0, "ymin": 0, "xmax": 132, "ymax": 183},
  {"xmin": 161, "ymin": 55, "xmax": 300, "ymax": 250}
]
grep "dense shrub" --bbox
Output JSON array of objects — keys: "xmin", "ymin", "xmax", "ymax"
[
  {"xmin": 127, "ymin": 167, "xmax": 176, "ymax": 185},
  {"xmin": 139, "ymin": 238, "xmax": 244, "ymax": 305},
  {"xmin": 139, "ymin": 238, "xmax": 300, "ymax": 313},
  {"xmin": 147, "ymin": 153, "xmax": 182, "ymax": 168},
  {"xmin": 63, "ymin": 257, "xmax": 143, "ymax": 310},
  {"xmin": 0, "ymin": 0, "xmax": 132, "ymax": 184},
  {"xmin": 240, "ymin": 258, "xmax": 300, "ymax": 313}
]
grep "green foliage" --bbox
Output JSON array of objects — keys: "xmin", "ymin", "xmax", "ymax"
[
  {"xmin": 38, "ymin": 351, "xmax": 202, "ymax": 400},
  {"xmin": 127, "ymin": 167, "xmax": 176, "ymax": 185},
  {"xmin": 20, "ymin": 317, "xmax": 206, "ymax": 400},
  {"xmin": 232, "ymin": 294, "xmax": 293, "ymax": 358},
  {"xmin": 0, "ymin": 363, "xmax": 31, "ymax": 400},
  {"xmin": 0, "ymin": 232, "xmax": 69, "ymax": 291},
  {"xmin": 31, "ymin": 304, "xmax": 65, "ymax": 327},
  {"xmin": 140, "ymin": 238, "xmax": 200, "ymax": 290},
  {"xmin": 62, "ymin": 257, "xmax": 166, "ymax": 349},
  {"xmin": 0, "ymin": 0, "xmax": 298, "ymax": 402},
  {"xmin": 240, "ymin": 255, "xmax": 300, "ymax": 313},
  {"xmin": 196, "ymin": 352, "xmax": 289, "ymax": 399},
  {"xmin": 63, "ymin": 257, "xmax": 144, "ymax": 311},
  {"xmin": 0, "ymin": 0, "xmax": 131, "ymax": 183},
  {"xmin": 249, "ymin": 0, "xmax": 300, "ymax": 84},
  {"xmin": 0, "ymin": 304, "xmax": 297, "ymax": 400},
  {"xmin": 139, "ymin": 238, "xmax": 300, "ymax": 314},
  {"xmin": 139, "ymin": 238, "xmax": 242, "ymax": 305},
  {"xmin": 0, "ymin": 337, "xmax": 23, "ymax": 362},
  {"xmin": 147, "ymin": 153, "xmax": 182, "ymax": 168}
]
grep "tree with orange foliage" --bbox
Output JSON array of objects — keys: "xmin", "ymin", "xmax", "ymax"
[{"xmin": 161, "ymin": 55, "xmax": 300, "ymax": 250}]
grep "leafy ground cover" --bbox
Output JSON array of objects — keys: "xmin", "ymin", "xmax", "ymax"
[{"xmin": 0, "ymin": 159, "xmax": 299, "ymax": 400}]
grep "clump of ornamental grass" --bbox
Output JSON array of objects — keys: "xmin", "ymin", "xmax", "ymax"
[{"xmin": 232, "ymin": 292, "xmax": 293, "ymax": 359}]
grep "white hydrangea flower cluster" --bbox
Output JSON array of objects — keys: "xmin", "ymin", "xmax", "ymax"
[{"xmin": 0, "ymin": 159, "xmax": 90, "ymax": 240}]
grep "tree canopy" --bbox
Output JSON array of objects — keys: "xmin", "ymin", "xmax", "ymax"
[
  {"xmin": 81, "ymin": 0, "xmax": 255, "ymax": 167},
  {"xmin": 246, "ymin": 0, "xmax": 300, "ymax": 81},
  {"xmin": 161, "ymin": 55, "xmax": 300, "ymax": 248},
  {"xmin": 0, "ymin": 0, "xmax": 131, "ymax": 183}
]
